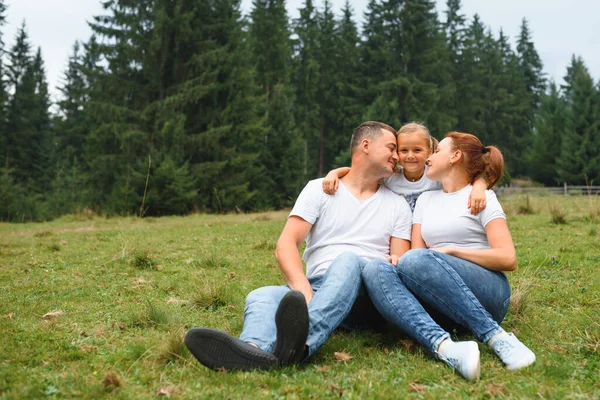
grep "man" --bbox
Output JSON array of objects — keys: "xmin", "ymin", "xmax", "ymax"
[{"xmin": 185, "ymin": 121, "xmax": 412, "ymax": 370}]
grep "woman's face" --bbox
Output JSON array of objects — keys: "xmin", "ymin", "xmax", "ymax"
[{"xmin": 426, "ymin": 137, "xmax": 455, "ymax": 181}]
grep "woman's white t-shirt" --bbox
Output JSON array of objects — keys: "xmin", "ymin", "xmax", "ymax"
[{"xmin": 412, "ymin": 184, "xmax": 506, "ymax": 249}]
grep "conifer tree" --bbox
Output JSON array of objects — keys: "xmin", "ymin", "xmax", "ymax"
[
  {"xmin": 249, "ymin": 0, "xmax": 303, "ymax": 206},
  {"xmin": 400, "ymin": 0, "xmax": 455, "ymax": 134},
  {"xmin": 292, "ymin": 0, "xmax": 321, "ymax": 180},
  {"xmin": 528, "ymin": 82, "xmax": 566, "ymax": 185},
  {"xmin": 454, "ymin": 15, "xmax": 487, "ymax": 137},
  {"xmin": 330, "ymin": 1, "xmax": 362, "ymax": 161},
  {"xmin": 516, "ymin": 18, "xmax": 545, "ymax": 115},
  {"xmin": 557, "ymin": 56, "xmax": 597, "ymax": 184}
]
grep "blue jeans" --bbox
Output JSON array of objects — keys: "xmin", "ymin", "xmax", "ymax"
[
  {"xmin": 362, "ymin": 249, "xmax": 510, "ymax": 355},
  {"xmin": 239, "ymin": 252, "xmax": 369, "ymax": 357}
]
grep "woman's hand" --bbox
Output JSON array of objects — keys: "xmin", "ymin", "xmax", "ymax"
[
  {"xmin": 386, "ymin": 254, "xmax": 400, "ymax": 266},
  {"xmin": 322, "ymin": 171, "xmax": 340, "ymax": 194},
  {"xmin": 431, "ymin": 247, "xmax": 455, "ymax": 255}
]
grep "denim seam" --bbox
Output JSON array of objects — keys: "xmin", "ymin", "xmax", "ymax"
[
  {"xmin": 376, "ymin": 261, "xmax": 448, "ymax": 354},
  {"xmin": 306, "ymin": 271, "xmax": 361, "ymax": 356},
  {"xmin": 398, "ymin": 253, "xmax": 501, "ymax": 343}
]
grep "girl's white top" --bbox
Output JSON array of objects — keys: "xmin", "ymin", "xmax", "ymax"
[
  {"xmin": 381, "ymin": 165, "xmax": 442, "ymax": 211},
  {"xmin": 413, "ymin": 184, "xmax": 506, "ymax": 249}
]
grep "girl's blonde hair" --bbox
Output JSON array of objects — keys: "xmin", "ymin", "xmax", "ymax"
[{"xmin": 396, "ymin": 122, "xmax": 438, "ymax": 152}]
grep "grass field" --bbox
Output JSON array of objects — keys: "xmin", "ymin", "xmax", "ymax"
[{"xmin": 1, "ymin": 195, "xmax": 599, "ymax": 399}]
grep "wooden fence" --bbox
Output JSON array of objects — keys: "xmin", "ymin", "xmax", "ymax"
[{"xmin": 496, "ymin": 184, "xmax": 600, "ymax": 197}]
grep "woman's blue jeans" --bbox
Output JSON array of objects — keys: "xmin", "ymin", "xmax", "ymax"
[
  {"xmin": 362, "ymin": 248, "xmax": 511, "ymax": 355},
  {"xmin": 240, "ymin": 252, "xmax": 372, "ymax": 357}
]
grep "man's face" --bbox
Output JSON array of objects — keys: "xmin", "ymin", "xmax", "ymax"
[{"xmin": 369, "ymin": 129, "xmax": 399, "ymax": 177}]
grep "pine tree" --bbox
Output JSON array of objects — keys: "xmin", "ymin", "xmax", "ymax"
[
  {"xmin": 249, "ymin": 0, "xmax": 303, "ymax": 206},
  {"xmin": 516, "ymin": 18, "xmax": 545, "ymax": 116},
  {"xmin": 443, "ymin": 0, "xmax": 466, "ymax": 133},
  {"xmin": 292, "ymin": 0, "xmax": 321, "ymax": 180},
  {"xmin": 454, "ymin": 15, "xmax": 487, "ymax": 137},
  {"xmin": 527, "ymin": 82, "xmax": 566, "ymax": 185},
  {"xmin": 359, "ymin": 0, "xmax": 406, "ymax": 127},
  {"xmin": 0, "ymin": 0, "xmax": 11, "ymax": 219},
  {"xmin": 557, "ymin": 56, "xmax": 597, "ymax": 184},
  {"xmin": 400, "ymin": 0, "xmax": 455, "ymax": 134},
  {"xmin": 330, "ymin": 1, "xmax": 362, "ymax": 162},
  {"xmin": 54, "ymin": 41, "xmax": 93, "ymax": 214}
]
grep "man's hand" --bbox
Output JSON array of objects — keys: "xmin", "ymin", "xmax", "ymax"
[{"xmin": 297, "ymin": 286, "xmax": 314, "ymax": 305}]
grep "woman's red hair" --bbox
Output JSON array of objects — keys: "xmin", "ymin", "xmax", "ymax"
[{"xmin": 446, "ymin": 132, "xmax": 504, "ymax": 189}]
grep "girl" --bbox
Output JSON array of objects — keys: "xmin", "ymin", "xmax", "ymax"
[
  {"xmin": 362, "ymin": 132, "xmax": 535, "ymax": 380},
  {"xmin": 323, "ymin": 122, "xmax": 488, "ymax": 213}
]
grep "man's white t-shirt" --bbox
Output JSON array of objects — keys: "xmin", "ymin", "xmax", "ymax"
[
  {"xmin": 290, "ymin": 179, "xmax": 412, "ymax": 277},
  {"xmin": 381, "ymin": 165, "xmax": 442, "ymax": 211},
  {"xmin": 413, "ymin": 184, "xmax": 506, "ymax": 249}
]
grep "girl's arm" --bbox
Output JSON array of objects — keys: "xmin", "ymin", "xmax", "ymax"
[
  {"xmin": 468, "ymin": 177, "xmax": 488, "ymax": 215},
  {"xmin": 387, "ymin": 237, "xmax": 411, "ymax": 266},
  {"xmin": 432, "ymin": 219, "xmax": 516, "ymax": 272},
  {"xmin": 410, "ymin": 224, "xmax": 427, "ymax": 249},
  {"xmin": 322, "ymin": 167, "xmax": 351, "ymax": 194}
]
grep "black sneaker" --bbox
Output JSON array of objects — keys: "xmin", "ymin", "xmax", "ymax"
[
  {"xmin": 185, "ymin": 328, "xmax": 279, "ymax": 371},
  {"xmin": 273, "ymin": 290, "xmax": 309, "ymax": 366}
]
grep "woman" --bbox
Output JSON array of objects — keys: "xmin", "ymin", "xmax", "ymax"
[{"xmin": 362, "ymin": 132, "xmax": 535, "ymax": 381}]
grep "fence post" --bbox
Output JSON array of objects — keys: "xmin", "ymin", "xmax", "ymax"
[{"xmin": 564, "ymin": 182, "xmax": 567, "ymax": 197}]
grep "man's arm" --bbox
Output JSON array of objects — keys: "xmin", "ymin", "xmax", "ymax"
[{"xmin": 275, "ymin": 216, "xmax": 315, "ymax": 304}]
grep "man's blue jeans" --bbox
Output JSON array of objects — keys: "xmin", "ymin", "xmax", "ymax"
[
  {"xmin": 240, "ymin": 252, "xmax": 371, "ymax": 357},
  {"xmin": 362, "ymin": 248, "xmax": 510, "ymax": 355}
]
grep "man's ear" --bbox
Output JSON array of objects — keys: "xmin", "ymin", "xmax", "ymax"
[{"xmin": 361, "ymin": 138, "xmax": 370, "ymax": 154}]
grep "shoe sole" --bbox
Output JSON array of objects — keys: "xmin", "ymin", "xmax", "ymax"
[
  {"xmin": 506, "ymin": 354, "xmax": 536, "ymax": 370},
  {"xmin": 462, "ymin": 342, "xmax": 481, "ymax": 381},
  {"xmin": 273, "ymin": 291, "xmax": 309, "ymax": 365},
  {"xmin": 185, "ymin": 328, "xmax": 278, "ymax": 371}
]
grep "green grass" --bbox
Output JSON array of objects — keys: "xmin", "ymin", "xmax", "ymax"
[{"xmin": 1, "ymin": 199, "xmax": 599, "ymax": 399}]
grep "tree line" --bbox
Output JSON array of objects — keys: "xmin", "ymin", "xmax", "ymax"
[{"xmin": 0, "ymin": 0, "xmax": 599, "ymax": 222}]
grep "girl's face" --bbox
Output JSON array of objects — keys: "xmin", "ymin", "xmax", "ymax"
[
  {"xmin": 397, "ymin": 134, "xmax": 431, "ymax": 176},
  {"xmin": 426, "ymin": 137, "xmax": 454, "ymax": 180}
]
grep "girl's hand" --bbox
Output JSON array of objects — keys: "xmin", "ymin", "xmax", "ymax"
[
  {"xmin": 322, "ymin": 172, "xmax": 340, "ymax": 195},
  {"xmin": 468, "ymin": 182, "xmax": 487, "ymax": 215},
  {"xmin": 386, "ymin": 254, "xmax": 400, "ymax": 266}
]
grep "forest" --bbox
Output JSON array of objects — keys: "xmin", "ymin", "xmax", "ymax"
[{"xmin": 1, "ymin": 0, "xmax": 598, "ymax": 221}]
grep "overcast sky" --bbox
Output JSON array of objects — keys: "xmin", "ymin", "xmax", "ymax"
[{"xmin": 3, "ymin": 0, "xmax": 599, "ymax": 104}]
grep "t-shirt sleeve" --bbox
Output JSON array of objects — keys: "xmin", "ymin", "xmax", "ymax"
[
  {"xmin": 392, "ymin": 196, "xmax": 412, "ymax": 240},
  {"xmin": 289, "ymin": 180, "xmax": 323, "ymax": 224},
  {"xmin": 479, "ymin": 190, "xmax": 506, "ymax": 226},
  {"xmin": 412, "ymin": 191, "xmax": 429, "ymax": 225}
]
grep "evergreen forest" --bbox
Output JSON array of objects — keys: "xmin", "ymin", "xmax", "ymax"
[{"xmin": 1, "ymin": 0, "xmax": 599, "ymax": 221}]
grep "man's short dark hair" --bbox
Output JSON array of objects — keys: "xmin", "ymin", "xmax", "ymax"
[{"xmin": 350, "ymin": 121, "xmax": 397, "ymax": 155}]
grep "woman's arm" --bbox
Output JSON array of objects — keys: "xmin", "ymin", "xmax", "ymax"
[
  {"xmin": 322, "ymin": 167, "xmax": 351, "ymax": 194},
  {"xmin": 433, "ymin": 219, "xmax": 517, "ymax": 272},
  {"xmin": 410, "ymin": 224, "xmax": 427, "ymax": 249}
]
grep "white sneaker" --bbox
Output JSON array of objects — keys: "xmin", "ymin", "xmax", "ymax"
[
  {"xmin": 437, "ymin": 339, "xmax": 481, "ymax": 381},
  {"xmin": 488, "ymin": 331, "xmax": 536, "ymax": 370}
]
